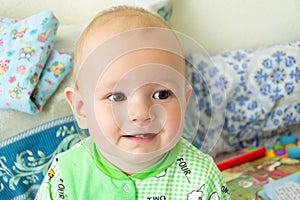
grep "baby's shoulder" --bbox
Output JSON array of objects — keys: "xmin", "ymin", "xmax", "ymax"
[
  {"xmin": 180, "ymin": 138, "xmax": 215, "ymax": 165},
  {"xmin": 55, "ymin": 137, "xmax": 93, "ymax": 162}
]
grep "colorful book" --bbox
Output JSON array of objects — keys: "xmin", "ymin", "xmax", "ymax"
[
  {"xmin": 258, "ymin": 171, "xmax": 300, "ymax": 200},
  {"xmin": 221, "ymin": 156, "xmax": 300, "ymax": 200}
]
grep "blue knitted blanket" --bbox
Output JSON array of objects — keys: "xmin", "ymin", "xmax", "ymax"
[{"xmin": 0, "ymin": 115, "xmax": 86, "ymax": 200}]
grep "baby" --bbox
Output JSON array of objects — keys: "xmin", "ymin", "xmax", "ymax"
[{"xmin": 35, "ymin": 6, "xmax": 230, "ymax": 200}]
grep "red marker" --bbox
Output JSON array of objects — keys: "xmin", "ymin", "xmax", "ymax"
[{"xmin": 217, "ymin": 146, "xmax": 266, "ymax": 171}]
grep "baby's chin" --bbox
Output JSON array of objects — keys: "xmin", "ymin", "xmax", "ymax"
[
  {"xmin": 119, "ymin": 140, "xmax": 179, "ymax": 161},
  {"xmin": 118, "ymin": 145, "xmax": 168, "ymax": 160},
  {"xmin": 120, "ymin": 136, "xmax": 179, "ymax": 156}
]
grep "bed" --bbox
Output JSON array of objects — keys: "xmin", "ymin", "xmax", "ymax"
[{"xmin": 1, "ymin": 0, "xmax": 300, "ymax": 199}]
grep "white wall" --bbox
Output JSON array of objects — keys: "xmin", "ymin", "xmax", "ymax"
[
  {"xmin": 171, "ymin": 0, "xmax": 300, "ymax": 54},
  {"xmin": 0, "ymin": 0, "xmax": 117, "ymax": 24}
]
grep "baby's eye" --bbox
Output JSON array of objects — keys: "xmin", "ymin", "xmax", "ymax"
[
  {"xmin": 108, "ymin": 92, "xmax": 127, "ymax": 102},
  {"xmin": 153, "ymin": 90, "xmax": 171, "ymax": 100}
]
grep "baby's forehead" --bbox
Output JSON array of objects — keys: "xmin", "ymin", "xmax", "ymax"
[
  {"xmin": 94, "ymin": 50, "xmax": 187, "ymax": 94},
  {"xmin": 77, "ymin": 48, "xmax": 186, "ymax": 94},
  {"xmin": 82, "ymin": 48, "xmax": 185, "ymax": 80},
  {"xmin": 74, "ymin": 9, "xmax": 172, "ymax": 77},
  {"xmin": 76, "ymin": 31, "xmax": 185, "ymax": 81},
  {"xmin": 110, "ymin": 48, "xmax": 185, "ymax": 68}
]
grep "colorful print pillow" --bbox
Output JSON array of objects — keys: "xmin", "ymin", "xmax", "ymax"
[
  {"xmin": 0, "ymin": 10, "xmax": 73, "ymax": 114},
  {"xmin": 186, "ymin": 38, "xmax": 300, "ymax": 155},
  {"xmin": 30, "ymin": 50, "xmax": 73, "ymax": 112}
]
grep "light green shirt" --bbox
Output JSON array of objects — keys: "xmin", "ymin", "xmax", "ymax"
[{"xmin": 35, "ymin": 137, "xmax": 230, "ymax": 199}]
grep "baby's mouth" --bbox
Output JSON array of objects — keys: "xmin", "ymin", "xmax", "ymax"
[{"xmin": 123, "ymin": 133, "xmax": 157, "ymax": 138}]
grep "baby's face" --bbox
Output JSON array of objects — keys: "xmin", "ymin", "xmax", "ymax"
[
  {"xmin": 74, "ymin": 24, "xmax": 192, "ymax": 165},
  {"xmin": 83, "ymin": 49, "xmax": 190, "ymax": 156}
]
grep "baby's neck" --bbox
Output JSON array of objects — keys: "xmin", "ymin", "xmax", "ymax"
[{"xmin": 100, "ymin": 150, "xmax": 165, "ymax": 175}]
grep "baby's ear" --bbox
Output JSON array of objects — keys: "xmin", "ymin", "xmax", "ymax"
[
  {"xmin": 65, "ymin": 87, "xmax": 88, "ymax": 129},
  {"xmin": 185, "ymin": 85, "xmax": 192, "ymax": 103}
]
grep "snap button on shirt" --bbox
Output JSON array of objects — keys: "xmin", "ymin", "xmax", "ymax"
[{"xmin": 123, "ymin": 183, "xmax": 131, "ymax": 193}]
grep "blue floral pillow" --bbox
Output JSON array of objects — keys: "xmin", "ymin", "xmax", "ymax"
[
  {"xmin": 31, "ymin": 50, "xmax": 73, "ymax": 112},
  {"xmin": 0, "ymin": 10, "xmax": 73, "ymax": 114},
  {"xmin": 186, "ymin": 39, "xmax": 300, "ymax": 155}
]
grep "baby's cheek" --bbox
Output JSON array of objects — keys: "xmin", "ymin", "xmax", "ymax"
[
  {"xmin": 94, "ymin": 106, "xmax": 118, "ymax": 131},
  {"xmin": 165, "ymin": 107, "xmax": 183, "ymax": 131}
]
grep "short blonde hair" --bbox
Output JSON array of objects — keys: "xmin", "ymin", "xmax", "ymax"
[{"xmin": 73, "ymin": 6, "xmax": 172, "ymax": 80}]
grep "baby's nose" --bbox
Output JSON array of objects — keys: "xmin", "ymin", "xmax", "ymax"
[{"xmin": 128, "ymin": 97, "xmax": 152, "ymax": 126}]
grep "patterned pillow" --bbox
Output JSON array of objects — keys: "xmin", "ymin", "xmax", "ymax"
[
  {"xmin": 30, "ymin": 50, "xmax": 73, "ymax": 112},
  {"xmin": 186, "ymin": 38, "xmax": 300, "ymax": 155},
  {"xmin": 0, "ymin": 10, "xmax": 73, "ymax": 114}
]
